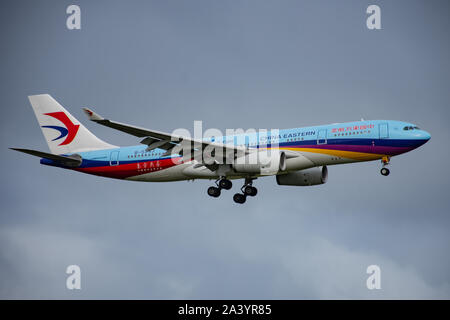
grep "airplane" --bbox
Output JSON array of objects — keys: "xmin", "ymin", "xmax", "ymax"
[{"xmin": 11, "ymin": 94, "xmax": 431, "ymax": 204}]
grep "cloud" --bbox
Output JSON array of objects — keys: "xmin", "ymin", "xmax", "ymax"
[
  {"xmin": 2, "ymin": 208, "xmax": 449, "ymax": 299},
  {"xmin": 1, "ymin": 0, "xmax": 450, "ymax": 299}
]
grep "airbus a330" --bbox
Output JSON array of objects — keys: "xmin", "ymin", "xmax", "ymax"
[{"xmin": 11, "ymin": 94, "xmax": 431, "ymax": 204}]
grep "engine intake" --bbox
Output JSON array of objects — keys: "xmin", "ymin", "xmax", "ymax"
[{"xmin": 276, "ymin": 166, "xmax": 328, "ymax": 186}]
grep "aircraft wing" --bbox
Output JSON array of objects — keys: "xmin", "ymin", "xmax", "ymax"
[
  {"xmin": 82, "ymin": 108, "xmax": 173, "ymax": 140},
  {"xmin": 82, "ymin": 108, "xmax": 248, "ymax": 163}
]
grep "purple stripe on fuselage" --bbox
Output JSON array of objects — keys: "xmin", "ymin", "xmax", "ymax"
[{"xmin": 287, "ymin": 144, "xmax": 414, "ymax": 156}]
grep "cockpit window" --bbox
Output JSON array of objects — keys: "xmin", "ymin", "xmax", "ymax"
[{"xmin": 403, "ymin": 126, "xmax": 420, "ymax": 131}]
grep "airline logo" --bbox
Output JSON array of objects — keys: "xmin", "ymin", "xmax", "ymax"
[{"xmin": 41, "ymin": 112, "xmax": 80, "ymax": 145}]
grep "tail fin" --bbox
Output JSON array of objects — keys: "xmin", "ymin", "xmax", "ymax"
[{"xmin": 29, "ymin": 94, "xmax": 116, "ymax": 154}]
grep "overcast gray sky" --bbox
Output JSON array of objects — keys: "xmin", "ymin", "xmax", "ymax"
[{"xmin": 1, "ymin": 0, "xmax": 450, "ymax": 299}]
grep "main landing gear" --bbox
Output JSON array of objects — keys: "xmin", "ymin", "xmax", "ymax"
[
  {"xmin": 233, "ymin": 178, "xmax": 257, "ymax": 204},
  {"xmin": 207, "ymin": 177, "xmax": 232, "ymax": 198},
  {"xmin": 207, "ymin": 177, "xmax": 258, "ymax": 204},
  {"xmin": 380, "ymin": 156, "xmax": 390, "ymax": 176}
]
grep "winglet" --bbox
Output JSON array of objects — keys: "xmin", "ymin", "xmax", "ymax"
[{"xmin": 82, "ymin": 107, "xmax": 104, "ymax": 121}]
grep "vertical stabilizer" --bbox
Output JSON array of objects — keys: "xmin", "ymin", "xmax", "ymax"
[{"xmin": 28, "ymin": 94, "xmax": 116, "ymax": 154}]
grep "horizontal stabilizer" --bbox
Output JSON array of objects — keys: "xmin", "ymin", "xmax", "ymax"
[{"xmin": 10, "ymin": 148, "xmax": 82, "ymax": 167}]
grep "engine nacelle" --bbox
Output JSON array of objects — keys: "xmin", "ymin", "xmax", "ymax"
[
  {"xmin": 233, "ymin": 150, "xmax": 286, "ymax": 175},
  {"xmin": 276, "ymin": 166, "xmax": 328, "ymax": 186}
]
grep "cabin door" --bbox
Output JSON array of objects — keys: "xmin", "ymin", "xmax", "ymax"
[
  {"xmin": 379, "ymin": 123, "xmax": 389, "ymax": 139},
  {"xmin": 110, "ymin": 151, "xmax": 120, "ymax": 166},
  {"xmin": 317, "ymin": 129, "xmax": 327, "ymax": 145}
]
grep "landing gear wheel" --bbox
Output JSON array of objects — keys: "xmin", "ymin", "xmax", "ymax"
[
  {"xmin": 233, "ymin": 193, "xmax": 246, "ymax": 204},
  {"xmin": 219, "ymin": 179, "xmax": 232, "ymax": 190},
  {"xmin": 380, "ymin": 168, "xmax": 390, "ymax": 176},
  {"xmin": 207, "ymin": 186, "xmax": 221, "ymax": 197},
  {"xmin": 244, "ymin": 186, "xmax": 257, "ymax": 197}
]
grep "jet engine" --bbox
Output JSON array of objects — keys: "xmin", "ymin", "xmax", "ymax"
[
  {"xmin": 276, "ymin": 166, "xmax": 328, "ymax": 186},
  {"xmin": 233, "ymin": 150, "xmax": 286, "ymax": 175}
]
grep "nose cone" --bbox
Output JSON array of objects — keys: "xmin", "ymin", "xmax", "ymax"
[
  {"xmin": 420, "ymin": 130, "xmax": 431, "ymax": 142},
  {"xmin": 412, "ymin": 130, "xmax": 431, "ymax": 149}
]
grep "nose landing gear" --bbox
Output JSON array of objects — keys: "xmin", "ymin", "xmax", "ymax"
[{"xmin": 380, "ymin": 156, "xmax": 390, "ymax": 176}]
